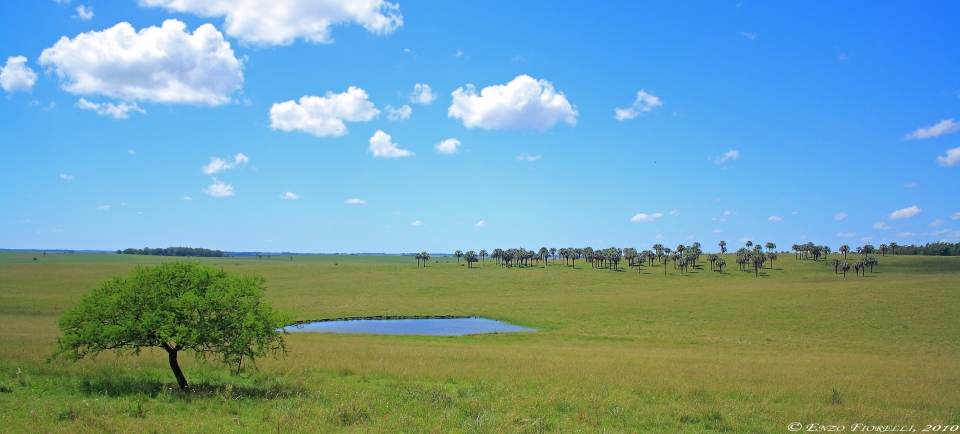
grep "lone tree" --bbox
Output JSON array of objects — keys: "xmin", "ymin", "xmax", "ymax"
[{"xmin": 51, "ymin": 261, "xmax": 291, "ymax": 391}]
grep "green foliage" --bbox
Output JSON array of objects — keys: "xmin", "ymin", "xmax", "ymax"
[
  {"xmin": 121, "ymin": 247, "xmax": 228, "ymax": 257},
  {"xmin": 52, "ymin": 261, "xmax": 291, "ymax": 387}
]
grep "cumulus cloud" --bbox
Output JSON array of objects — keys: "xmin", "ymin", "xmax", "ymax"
[
  {"xmin": 873, "ymin": 222, "xmax": 891, "ymax": 230},
  {"xmin": 952, "ymin": 212, "xmax": 960, "ymax": 220},
  {"xmin": 384, "ymin": 104, "xmax": 411, "ymax": 121},
  {"xmin": 903, "ymin": 118, "xmax": 960, "ymax": 140},
  {"xmin": 0, "ymin": 56, "xmax": 38, "ymax": 94},
  {"xmin": 201, "ymin": 153, "xmax": 248, "ymax": 174},
  {"xmin": 515, "ymin": 153, "xmax": 541, "ymax": 161},
  {"xmin": 723, "ymin": 210, "xmax": 736, "ymax": 216},
  {"xmin": 74, "ymin": 5, "xmax": 93, "ymax": 20},
  {"xmin": 280, "ymin": 191, "xmax": 299, "ymax": 200},
  {"xmin": 76, "ymin": 98, "xmax": 146, "ymax": 119},
  {"xmin": 344, "ymin": 198, "xmax": 365, "ymax": 204},
  {"xmin": 39, "ymin": 20, "xmax": 242, "ymax": 106},
  {"xmin": 614, "ymin": 90, "xmax": 662, "ymax": 120},
  {"xmin": 888, "ymin": 205, "xmax": 921, "ymax": 220},
  {"xmin": 410, "ymin": 220, "xmax": 422, "ymax": 226},
  {"xmin": 60, "ymin": 173, "xmax": 74, "ymax": 179},
  {"xmin": 474, "ymin": 220, "xmax": 487, "ymax": 227},
  {"xmin": 715, "ymin": 150, "xmax": 740, "ymax": 165},
  {"xmin": 435, "ymin": 138, "xmax": 461, "ymax": 154},
  {"xmin": 448, "ymin": 75, "xmax": 578, "ymax": 131},
  {"xmin": 139, "ymin": 0, "xmax": 403, "ymax": 46},
  {"xmin": 928, "ymin": 220, "xmax": 945, "ymax": 228},
  {"xmin": 98, "ymin": 205, "xmax": 110, "ymax": 210},
  {"xmin": 202, "ymin": 177, "xmax": 234, "ymax": 197},
  {"xmin": 837, "ymin": 232, "xmax": 857, "ymax": 238},
  {"xmin": 269, "ymin": 87, "xmax": 379, "ymax": 137},
  {"xmin": 409, "ymin": 83, "xmax": 435, "ymax": 104},
  {"xmin": 937, "ymin": 146, "xmax": 960, "ymax": 167},
  {"xmin": 670, "ymin": 210, "xmax": 680, "ymax": 216},
  {"xmin": 368, "ymin": 130, "xmax": 412, "ymax": 158},
  {"xmin": 834, "ymin": 212, "xmax": 848, "ymax": 221},
  {"xmin": 768, "ymin": 216, "xmax": 782, "ymax": 222},
  {"xmin": 182, "ymin": 196, "xmax": 193, "ymax": 200},
  {"xmin": 631, "ymin": 213, "xmax": 663, "ymax": 223}
]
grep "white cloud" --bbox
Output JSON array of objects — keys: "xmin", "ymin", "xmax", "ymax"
[
  {"xmin": 792, "ymin": 211, "xmax": 799, "ymax": 215},
  {"xmin": 614, "ymin": 90, "xmax": 662, "ymax": 120},
  {"xmin": 834, "ymin": 212, "xmax": 848, "ymax": 221},
  {"xmin": 739, "ymin": 31, "xmax": 756, "ymax": 40},
  {"xmin": 0, "ymin": 56, "xmax": 38, "ymax": 94},
  {"xmin": 516, "ymin": 153, "xmax": 541, "ymax": 161},
  {"xmin": 631, "ymin": 213, "xmax": 663, "ymax": 223},
  {"xmin": 97, "ymin": 205, "xmax": 109, "ymax": 210},
  {"xmin": 54, "ymin": 0, "xmax": 72, "ymax": 4},
  {"xmin": 280, "ymin": 191, "xmax": 299, "ymax": 200},
  {"xmin": 474, "ymin": 220, "xmax": 487, "ymax": 227},
  {"xmin": 409, "ymin": 83, "xmax": 435, "ymax": 104},
  {"xmin": 723, "ymin": 210, "xmax": 736, "ymax": 216},
  {"xmin": 456, "ymin": 49, "xmax": 464, "ymax": 57},
  {"xmin": 448, "ymin": 75, "xmax": 578, "ymax": 131},
  {"xmin": 715, "ymin": 150, "xmax": 740, "ymax": 165},
  {"xmin": 655, "ymin": 234, "xmax": 664, "ymax": 241},
  {"xmin": 903, "ymin": 119, "xmax": 960, "ymax": 140},
  {"xmin": 368, "ymin": 130, "xmax": 412, "ymax": 158},
  {"xmin": 139, "ymin": 0, "xmax": 403, "ymax": 46},
  {"xmin": 837, "ymin": 232, "xmax": 857, "ymax": 238},
  {"xmin": 120, "ymin": 202, "xmax": 128, "ymax": 206},
  {"xmin": 201, "ymin": 153, "xmax": 248, "ymax": 174},
  {"xmin": 937, "ymin": 146, "xmax": 960, "ymax": 167},
  {"xmin": 952, "ymin": 212, "xmax": 960, "ymax": 220},
  {"xmin": 739, "ymin": 237, "xmax": 752, "ymax": 244},
  {"xmin": 670, "ymin": 210, "xmax": 680, "ymax": 216},
  {"xmin": 385, "ymin": 104, "xmax": 411, "ymax": 121},
  {"xmin": 896, "ymin": 232, "xmax": 917, "ymax": 238},
  {"xmin": 861, "ymin": 236, "xmax": 873, "ymax": 242},
  {"xmin": 435, "ymin": 138, "xmax": 461, "ymax": 154},
  {"xmin": 269, "ymin": 87, "xmax": 379, "ymax": 137},
  {"xmin": 768, "ymin": 216, "xmax": 782, "ymax": 222},
  {"xmin": 711, "ymin": 229, "xmax": 721, "ymax": 233},
  {"xmin": 182, "ymin": 196, "xmax": 193, "ymax": 200},
  {"xmin": 873, "ymin": 222, "xmax": 891, "ymax": 230},
  {"xmin": 74, "ymin": 5, "xmax": 93, "ymax": 20},
  {"xmin": 128, "ymin": 150, "xmax": 136, "ymax": 155},
  {"xmin": 202, "ymin": 177, "xmax": 234, "ymax": 197},
  {"xmin": 410, "ymin": 220, "xmax": 422, "ymax": 226},
  {"xmin": 903, "ymin": 182, "xmax": 917, "ymax": 188},
  {"xmin": 928, "ymin": 220, "xmax": 945, "ymax": 228},
  {"xmin": 60, "ymin": 173, "xmax": 74, "ymax": 179},
  {"xmin": 40, "ymin": 20, "xmax": 242, "ymax": 106},
  {"xmin": 76, "ymin": 98, "xmax": 146, "ymax": 119},
  {"xmin": 344, "ymin": 198, "xmax": 365, "ymax": 204},
  {"xmin": 888, "ymin": 205, "xmax": 921, "ymax": 220},
  {"xmin": 712, "ymin": 217, "xmax": 726, "ymax": 222}
]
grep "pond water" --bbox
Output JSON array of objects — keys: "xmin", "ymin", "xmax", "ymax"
[{"xmin": 284, "ymin": 317, "xmax": 535, "ymax": 336}]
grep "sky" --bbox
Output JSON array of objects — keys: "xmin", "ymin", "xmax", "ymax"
[{"xmin": 1, "ymin": 1, "xmax": 959, "ymax": 254}]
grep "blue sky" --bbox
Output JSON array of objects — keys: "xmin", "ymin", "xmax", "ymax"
[{"xmin": 2, "ymin": 1, "xmax": 958, "ymax": 253}]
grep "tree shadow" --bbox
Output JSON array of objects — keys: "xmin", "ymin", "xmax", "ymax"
[{"xmin": 76, "ymin": 373, "xmax": 304, "ymax": 400}]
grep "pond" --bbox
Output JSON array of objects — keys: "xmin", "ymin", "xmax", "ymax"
[{"xmin": 283, "ymin": 317, "xmax": 535, "ymax": 336}]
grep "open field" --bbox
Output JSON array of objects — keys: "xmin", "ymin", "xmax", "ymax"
[{"xmin": 1, "ymin": 252, "xmax": 958, "ymax": 432}]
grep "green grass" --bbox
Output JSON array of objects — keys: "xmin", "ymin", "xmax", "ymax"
[{"xmin": 1, "ymin": 252, "xmax": 958, "ymax": 432}]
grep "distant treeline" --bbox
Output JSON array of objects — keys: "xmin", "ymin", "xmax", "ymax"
[
  {"xmin": 119, "ymin": 247, "xmax": 228, "ymax": 257},
  {"xmin": 890, "ymin": 242, "xmax": 960, "ymax": 256}
]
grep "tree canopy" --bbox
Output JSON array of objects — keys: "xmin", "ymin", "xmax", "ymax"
[{"xmin": 52, "ymin": 261, "xmax": 291, "ymax": 390}]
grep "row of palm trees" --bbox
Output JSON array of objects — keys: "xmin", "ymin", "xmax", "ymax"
[{"xmin": 830, "ymin": 257, "xmax": 879, "ymax": 277}]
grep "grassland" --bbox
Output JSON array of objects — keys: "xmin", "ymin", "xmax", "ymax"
[{"xmin": 1, "ymin": 252, "xmax": 958, "ymax": 432}]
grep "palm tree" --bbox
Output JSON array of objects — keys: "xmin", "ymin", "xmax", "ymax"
[
  {"xmin": 414, "ymin": 252, "xmax": 422, "ymax": 268},
  {"xmin": 716, "ymin": 258, "xmax": 726, "ymax": 273},
  {"xmin": 867, "ymin": 256, "xmax": 877, "ymax": 273},
  {"xmin": 718, "ymin": 241, "xmax": 727, "ymax": 255},
  {"xmin": 745, "ymin": 240, "xmax": 753, "ymax": 249},
  {"xmin": 708, "ymin": 254, "xmax": 718, "ymax": 271},
  {"xmin": 879, "ymin": 244, "xmax": 887, "ymax": 257},
  {"xmin": 888, "ymin": 242, "xmax": 898, "ymax": 255},
  {"xmin": 839, "ymin": 245, "xmax": 850, "ymax": 259},
  {"xmin": 479, "ymin": 249, "xmax": 487, "ymax": 264},
  {"xmin": 767, "ymin": 252, "xmax": 777, "ymax": 269},
  {"xmin": 538, "ymin": 247, "xmax": 549, "ymax": 267},
  {"xmin": 840, "ymin": 262, "xmax": 850, "ymax": 277},
  {"xmin": 831, "ymin": 258, "xmax": 840, "ymax": 273},
  {"xmin": 465, "ymin": 250, "xmax": 478, "ymax": 268},
  {"xmin": 765, "ymin": 242, "xmax": 776, "ymax": 253},
  {"xmin": 420, "ymin": 251, "xmax": 430, "ymax": 267},
  {"xmin": 454, "ymin": 250, "xmax": 463, "ymax": 264},
  {"xmin": 550, "ymin": 248, "xmax": 557, "ymax": 264}
]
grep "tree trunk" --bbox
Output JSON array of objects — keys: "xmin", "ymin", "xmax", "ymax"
[{"xmin": 163, "ymin": 344, "xmax": 188, "ymax": 391}]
